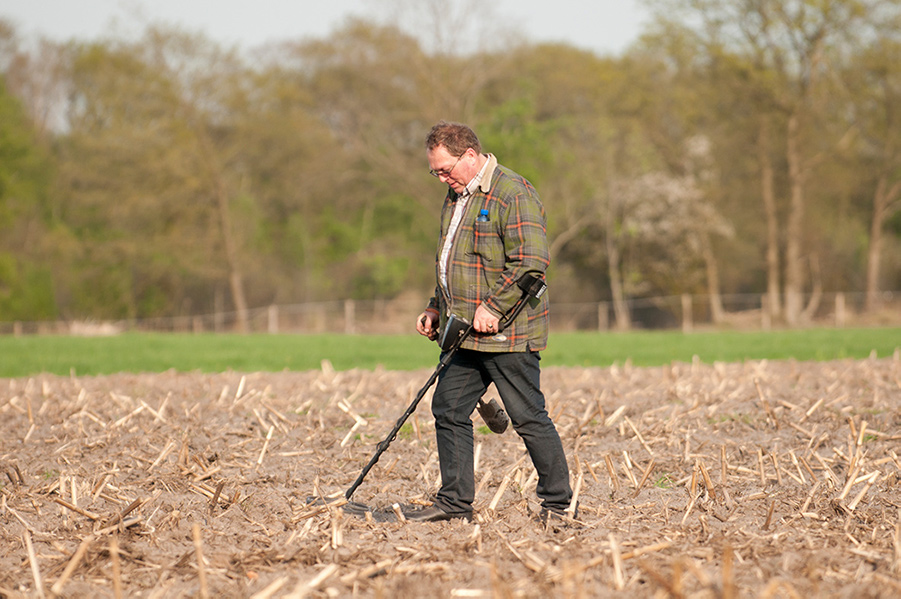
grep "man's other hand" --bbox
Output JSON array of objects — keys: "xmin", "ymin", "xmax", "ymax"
[{"xmin": 417, "ymin": 311, "xmax": 438, "ymax": 340}]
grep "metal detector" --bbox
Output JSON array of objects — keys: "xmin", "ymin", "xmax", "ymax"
[{"xmin": 309, "ymin": 272, "xmax": 546, "ymax": 515}]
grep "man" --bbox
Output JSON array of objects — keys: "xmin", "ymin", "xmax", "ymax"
[{"xmin": 409, "ymin": 121, "xmax": 574, "ymax": 523}]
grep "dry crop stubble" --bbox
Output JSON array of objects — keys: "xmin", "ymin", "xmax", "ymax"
[{"xmin": 0, "ymin": 354, "xmax": 900, "ymax": 597}]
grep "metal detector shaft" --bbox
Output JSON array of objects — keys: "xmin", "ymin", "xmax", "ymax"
[
  {"xmin": 343, "ymin": 334, "xmax": 465, "ymax": 500},
  {"xmin": 342, "ymin": 274, "xmax": 544, "ymax": 501}
]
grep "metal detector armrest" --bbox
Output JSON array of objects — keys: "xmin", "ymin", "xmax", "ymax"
[
  {"xmin": 499, "ymin": 273, "xmax": 547, "ymax": 330},
  {"xmin": 517, "ymin": 272, "xmax": 547, "ymax": 302}
]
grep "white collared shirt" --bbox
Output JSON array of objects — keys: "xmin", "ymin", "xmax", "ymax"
[{"xmin": 438, "ymin": 157, "xmax": 490, "ymax": 300}]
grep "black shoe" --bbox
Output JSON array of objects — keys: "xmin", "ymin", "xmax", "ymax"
[
  {"xmin": 404, "ymin": 505, "xmax": 473, "ymax": 522},
  {"xmin": 538, "ymin": 502, "xmax": 579, "ymax": 524}
]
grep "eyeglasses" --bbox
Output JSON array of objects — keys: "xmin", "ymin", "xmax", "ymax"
[{"xmin": 429, "ymin": 151, "xmax": 465, "ymax": 178}]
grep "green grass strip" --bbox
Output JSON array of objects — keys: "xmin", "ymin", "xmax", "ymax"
[{"xmin": 0, "ymin": 328, "xmax": 898, "ymax": 377}]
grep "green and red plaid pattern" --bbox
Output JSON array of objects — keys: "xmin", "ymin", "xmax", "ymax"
[{"xmin": 427, "ymin": 158, "xmax": 550, "ymax": 352}]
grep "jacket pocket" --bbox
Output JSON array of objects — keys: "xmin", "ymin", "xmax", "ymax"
[{"xmin": 472, "ymin": 221, "xmax": 502, "ymax": 264}]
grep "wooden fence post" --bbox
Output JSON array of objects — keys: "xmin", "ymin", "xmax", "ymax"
[
  {"xmin": 598, "ymin": 302, "xmax": 609, "ymax": 331},
  {"xmin": 681, "ymin": 294, "xmax": 693, "ymax": 333},
  {"xmin": 268, "ymin": 305, "xmax": 279, "ymax": 334},
  {"xmin": 835, "ymin": 293, "xmax": 846, "ymax": 328},
  {"xmin": 761, "ymin": 294, "xmax": 772, "ymax": 330},
  {"xmin": 344, "ymin": 299, "xmax": 356, "ymax": 334}
]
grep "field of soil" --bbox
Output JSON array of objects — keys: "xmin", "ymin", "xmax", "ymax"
[{"xmin": 2, "ymin": 355, "xmax": 901, "ymax": 598}]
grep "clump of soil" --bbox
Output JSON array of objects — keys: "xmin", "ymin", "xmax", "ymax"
[{"xmin": 2, "ymin": 355, "xmax": 900, "ymax": 597}]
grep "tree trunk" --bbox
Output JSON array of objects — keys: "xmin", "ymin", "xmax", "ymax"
[
  {"xmin": 214, "ymin": 177, "xmax": 249, "ymax": 332},
  {"xmin": 758, "ymin": 117, "xmax": 782, "ymax": 323},
  {"xmin": 194, "ymin": 138, "xmax": 249, "ymax": 333},
  {"xmin": 866, "ymin": 175, "xmax": 901, "ymax": 312},
  {"xmin": 606, "ymin": 215, "xmax": 630, "ymax": 331},
  {"xmin": 189, "ymin": 113, "xmax": 250, "ymax": 333},
  {"xmin": 604, "ymin": 150, "xmax": 630, "ymax": 331},
  {"xmin": 604, "ymin": 210, "xmax": 630, "ymax": 331},
  {"xmin": 800, "ymin": 255, "xmax": 822, "ymax": 323},
  {"xmin": 701, "ymin": 232, "xmax": 725, "ymax": 324},
  {"xmin": 784, "ymin": 112, "xmax": 805, "ymax": 326}
]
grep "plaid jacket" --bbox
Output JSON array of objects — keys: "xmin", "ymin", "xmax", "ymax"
[{"xmin": 426, "ymin": 154, "xmax": 550, "ymax": 352}]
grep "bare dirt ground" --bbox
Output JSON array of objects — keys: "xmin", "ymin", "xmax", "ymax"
[{"xmin": 2, "ymin": 355, "xmax": 901, "ymax": 598}]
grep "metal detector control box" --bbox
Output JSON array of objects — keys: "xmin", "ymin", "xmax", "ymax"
[{"xmin": 438, "ymin": 314, "xmax": 470, "ymax": 352}]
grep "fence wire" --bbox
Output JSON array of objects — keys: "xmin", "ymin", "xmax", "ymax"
[{"xmin": 2, "ymin": 291, "xmax": 898, "ymax": 336}]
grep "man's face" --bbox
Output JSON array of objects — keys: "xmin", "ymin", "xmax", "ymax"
[{"xmin": 427, "ymin": 145, "xmax": 473, "ymax": 194}]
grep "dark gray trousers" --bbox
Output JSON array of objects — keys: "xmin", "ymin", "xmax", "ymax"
[{"xmin": 430, "ymin": 349, "xmax": 572, "ymax": 514}]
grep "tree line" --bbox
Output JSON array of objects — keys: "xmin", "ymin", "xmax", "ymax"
[{"xmin": 1, "ymin": 0, "xmax": 899, "ymax": 330}]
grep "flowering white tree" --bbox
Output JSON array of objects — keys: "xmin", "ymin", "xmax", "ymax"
[{"xmin": 618, "ymin": 136, "xmax": 734, "ymax": 321}]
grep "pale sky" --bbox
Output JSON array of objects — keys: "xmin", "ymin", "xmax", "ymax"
[{"xmin": 0, "ymin": 0, "xmax": 649, "ymax": 56}]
